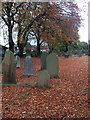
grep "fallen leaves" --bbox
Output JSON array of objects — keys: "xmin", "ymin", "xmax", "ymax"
[{"xmin": 1, "ymin": 56, "xmax": 89, "ymax": 118}]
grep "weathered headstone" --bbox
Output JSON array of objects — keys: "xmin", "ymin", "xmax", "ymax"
[
  {"xmin": 40, "ymin": 52, "xmax": 47, "ymax": 70},
  {"xmin": 2, "ymin": 50, "xmax": 16, "ymax": 84},
  {"xmin": 24, "ymin": 56, "xmax": 35, "ymax": 76},
  {"xmin": 15, "ymin": 55, "xmax": 20, "ymax": 68},
  {"xmin": 26, "ymin": 42, "xmax": 32, "ymax": 56},
  {"xmin": 46, "ymin": 52, "xmax": 58, "ymax": 77},
  {"xmin": 36, "ymin": 70, "xmax": 51, "ymax": 88}
]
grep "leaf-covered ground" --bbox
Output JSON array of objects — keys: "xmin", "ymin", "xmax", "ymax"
[{"xmin": 1, "ymin": 56, "xmax": 90, "ymax": 119}]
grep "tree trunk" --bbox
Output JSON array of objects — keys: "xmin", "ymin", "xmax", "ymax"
[
  {"xmin": 8, "ymin": 25, "xmax": 14, "ymax": 53},
  {"xmin": 37, "ymin": 38, "xmax": 40, "ymax": 56},
  {"xmin": 17, "ymin": 25, "xmax": 24, "ymax": 57},
  {"xmin": 65, "ymin": 42, "xmax": 68, "ymax": 52},
  {"xmin": 17, "ymin": 43, "xmax": 24, "ymax": 57}
]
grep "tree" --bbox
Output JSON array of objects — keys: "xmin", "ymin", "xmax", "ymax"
[
  {"xmin": 40, "ymin": 2, "xmax": 81, "ymax": 53},
  {"xmin": 28, "ymin": 2, "xmax": 80, "ymax": 54},
  {"xmin": 16, "ymin": 2, "xmax": 47, "ymax": 56},
  {"xmin": 1, "ymin": 2, "xmax": 81, "ymax": 56},
  {"xmin": 1, "ymin": 2, "xmax": 24, "ymax": 52}
]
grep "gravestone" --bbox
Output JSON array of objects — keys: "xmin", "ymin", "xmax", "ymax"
[
  {"xmin": 2, "ymin": 50, "xmax": 16, "ymax": 84},
  {"xmin": 36, "ymin": 70, "xmax": 51, "ymax": 88},
  {"xmin": 26, "ymin": 42, "xmax": 32, "ymax": 56},
  {"xmin": 15, "ymin": 55, "xmax": 20, "ymax": 68},
  {"xmin": 64, "ymin": 52, "xmax": 69, "ymax": 58},
  {"xmin": 40, "ymin": 52, "xmax": 47, "ymax": 70},
  {"xmin": 78, "ymin": 51, "xmax": 82, "ymax": 57},
  {"xmin": 24, "ymin": 56, "xmax": 35, "ymax": 76},
  {"xmin": 46, "ymin": 52, "xmax": 58, "ymax": 77}
]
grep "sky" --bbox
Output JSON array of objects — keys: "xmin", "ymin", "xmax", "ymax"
[{"xmin": 75, "ymin": 0, "xmax": 88, "ymax": 43}]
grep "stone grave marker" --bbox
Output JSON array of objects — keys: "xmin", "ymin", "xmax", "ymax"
[
  {"xmin": 24, "ymin": 56, "xmax": 35, "ymax": 76},
  {"xmin": 78, "ymin": 51, "xmax": 82, "ymax": 57},
  {"xmin": 26, "ymin": 42, "xmax": 32, "ymax": 56},
  {"xmin": 40, "ymin": 52, "xmax": 47, "ymax": 70},
  {"xmin": 15, "ymin": 55, "xmax": 20, "ymax": 68},
  {"xmin": 36, "ymin": 70, "xmax": 51, "ymax": 88},
  {"xmin": 2, "ymin": 49, "xmax": 16, "ymax": 84},
  {"xmin": 46, "ymin": 52, "xmax": 59, "ymax": 78},
  {"xmin": 64, "ymin": 52, "xmax": 69, "ymax": 58}
]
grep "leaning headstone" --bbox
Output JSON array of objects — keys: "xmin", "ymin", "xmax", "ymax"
[
  {"xmin": 24, "ymin": 56, "xmax": 35, "ymax": 76},
  {"xmin": 40, "ymin": 52, "xmax": 47, "ymax": 70},
  {"xmin": 2, "ymin": 50, "xmax": 16, "ymax": 84},
  {"xmin": 46, "ymin": 52, "xmax": 58, "ymax": 78},
  {"xmin": 36, "ymin": 70, "xmax": 51, "ymax": 88},
  {"xmin": 15, "ymin": 55, "xmax": 20, "ymax": 68}
]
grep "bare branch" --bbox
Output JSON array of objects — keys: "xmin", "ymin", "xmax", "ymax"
[{"xmin": 40, "ymin": 40, "xmax": 44, "ymax": 45}]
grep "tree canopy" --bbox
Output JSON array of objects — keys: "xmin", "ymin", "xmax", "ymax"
[{"xmin": 1, "ymin": 2, "xmax": 81, "ymax": 56}]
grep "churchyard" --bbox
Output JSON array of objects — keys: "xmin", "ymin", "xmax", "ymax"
[
  {"xmin": 0, "ymin": 2, "xmax": 89, "ymax": 119},
  {"xmin": 0, "ymin": 50, "xmax": 89, "ymax": 119}
]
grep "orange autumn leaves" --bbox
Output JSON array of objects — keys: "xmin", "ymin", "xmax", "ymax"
[{"xmin": 14, "ymin": 2, "xmax": 81, "ymax": 47}]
